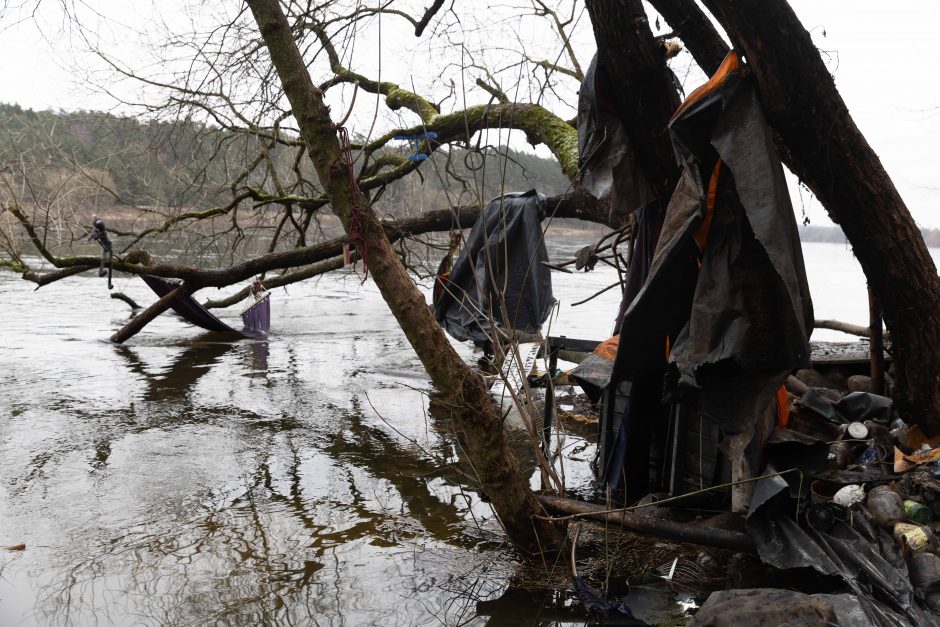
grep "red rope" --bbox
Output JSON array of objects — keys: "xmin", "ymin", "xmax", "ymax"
[{"xmin": 334, "ymin": 126, "xmax": 369, "ymax": 282}]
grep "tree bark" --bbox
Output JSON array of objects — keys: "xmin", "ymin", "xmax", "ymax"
[
  {"xmin": 245, "ymin": 0, "xmax": 560, "ymax": 554},
  {"xmin": 537, "ymin": 495, "xmax": 756, "ymax": 553},
  {"xmin": 111, "ymin": 283, "xmax": 191, "ymax": 343},
  {"xmin": 699, "ymin": 0, "xmax": 940, "ymax": 433},
  {"xmin": 585, "ymin": 0, "xmax": 683, "ymax": 202}
]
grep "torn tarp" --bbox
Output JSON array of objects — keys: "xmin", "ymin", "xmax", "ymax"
[
  {"xmin": 433, "ymin": 190, "xmax": 554, "ymax": 344},
  {"xmin": 746, "ymin": 507, "xmax": 940, "ymax": 626},
  {"xmin": 612, "ymin": 52, "xmax": 813, "ymax": 435},
  {"xmin": 578, "ymin": 54, "xmax": 655, "ymax": 224}
]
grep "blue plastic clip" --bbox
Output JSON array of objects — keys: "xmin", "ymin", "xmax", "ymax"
[{"xmin": 394, "ymin": 130, "xmax": 438, "ymax": 161}]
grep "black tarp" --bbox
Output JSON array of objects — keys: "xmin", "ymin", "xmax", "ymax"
[
  {"xmin": 578, "ymin": 53, "xmax": 655, "ymax": 224},
  {"xmin": 612, "ymin": 52, "xmax": 813, "ymax": 435},
  {"xmin": 433, "ymin": 190, "xmax": 553, "ymax": 344}
]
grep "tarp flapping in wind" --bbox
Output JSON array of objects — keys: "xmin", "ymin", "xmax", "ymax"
[
  {"xmin": 141, "ymin": 275, "xmax": 270, "ymax": 338},
  {"xmin": 433, "ymin": 190, "xmax": 553, "ymax": 344}
]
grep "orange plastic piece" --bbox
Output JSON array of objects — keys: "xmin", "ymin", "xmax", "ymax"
[
  {"xmin": 671, "ymin": 51, "xmax": 743, "ymax": 122},
  {"xmin": 592, "ymin": 335, "xmax": 620, "ymax": 361}
]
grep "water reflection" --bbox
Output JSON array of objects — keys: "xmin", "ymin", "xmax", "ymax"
[
  {"xmin": 115, "ymin": 338, "xmax": 237, "ymax": 402},
  {"xmin": 0, "ymin": 236, "xmax": 624, "ymax": 626}
]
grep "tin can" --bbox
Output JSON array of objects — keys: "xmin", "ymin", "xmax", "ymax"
[
  {"xmin": 894, "ymin": 522, "xmax": 935, "ymax": 555},
  {"xmin": 828, "ymin": 441, "xmax": 851, "ymax": 469},
  {"xmin": 847, "ymin": 421, "xmax": 869, "ymax": 439},
  {"xmin": 905, "ymin": 500, "xmax": 934, "ymax": 524},
  {"xmin": 909, "ymin": 552, "xmax": 940, "ymax": 591}
]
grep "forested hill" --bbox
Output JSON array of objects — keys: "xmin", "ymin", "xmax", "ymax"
[
  {"xmin": 8, "ymin": 103, "xmax": 933, "ymax": 242},
  {"xmin": 0, "ymin": 102, "xmax": 569, "ymax": 218}
]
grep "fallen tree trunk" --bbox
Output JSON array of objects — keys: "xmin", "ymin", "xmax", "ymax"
[
  {"xmin": 20, "ymin": 192, "xmax": 605, "ymax": 292},
  {"xmin": 537, "ymin": 494, "xmax": 756, "ymax": 553},
  {"xmin": 111, "ymin": 283, "xmax": 191, "ymax": 343}
]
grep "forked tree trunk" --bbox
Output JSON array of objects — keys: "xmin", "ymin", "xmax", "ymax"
[
  {"xmin": 699, "ymin": 0, "xmax": 940, "ymax": 433},
  {"xmin": 245, "ymin": 0, "xmax": 560, "ymax": 554}
]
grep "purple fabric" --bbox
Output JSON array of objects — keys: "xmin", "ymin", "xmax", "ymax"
[
  {"xmin": 141, "ymin": 275, "xmax": 269, "ymax": 337},
  {"xmin": 240, "ymin": 294, "xmax": 270, "ymax": 337}
]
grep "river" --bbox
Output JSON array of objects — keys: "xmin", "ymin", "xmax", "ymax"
[{"xmin": 0, "ymin": 235, "xmax": 927, "ymax": 625}]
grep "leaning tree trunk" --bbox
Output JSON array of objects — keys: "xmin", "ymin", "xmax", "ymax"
[
  {"xmin": 699, "ymin": 0, "xmax": 940, "ymax": 433},
  {"xmin": 245, "ymin": 0, "xmax": 560, "ymax": 554}
]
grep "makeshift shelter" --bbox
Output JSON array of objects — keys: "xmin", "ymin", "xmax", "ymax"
[
  {"xmin": 433, "ymin": 190, "xmax": 553, "ymax": 346},
  {"xmin": 595, "ymin": 52, "xmax": 813, "ymax": 498}
]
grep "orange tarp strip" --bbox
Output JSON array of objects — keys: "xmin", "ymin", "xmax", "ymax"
[
  {"xmin": 693, "ymin": 159, "xmax": 723, "ymax": 254},
  {"xmin": 671, "ymin": 51, "xmax": 743, "ymax": 122},
  {"xmin": 775, "ymin": 385, "xmax": 790, "ymax": 429}
]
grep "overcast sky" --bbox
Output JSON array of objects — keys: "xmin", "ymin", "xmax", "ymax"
[{"xmin": 0, "ymin": 1, "xmax": 937, "ymax": 228}]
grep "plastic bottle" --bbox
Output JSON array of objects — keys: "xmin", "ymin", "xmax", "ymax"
[{"xmin": 905, "ymin": 500, "xmax": 934, "ymax": 525}]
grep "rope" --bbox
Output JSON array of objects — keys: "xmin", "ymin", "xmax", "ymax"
[{"xmin": 334, "ymin": 126, "xmax": 369, "ymax": 283}]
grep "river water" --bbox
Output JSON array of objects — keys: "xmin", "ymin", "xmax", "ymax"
[{"xmin": 0, "ymin": 236, "xmax": 927, "ymax": 625}]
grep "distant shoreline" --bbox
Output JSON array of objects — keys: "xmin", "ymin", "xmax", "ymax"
[{"xmin": 800, "ymin": 225, "xmax": 940, "ymax": 248}]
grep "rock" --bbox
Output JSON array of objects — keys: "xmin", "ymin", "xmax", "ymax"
[
  {"xmin": 690, "ymin": 588, "xmax": 869, "ymax": 626},
  {"xmin": 796, "ymin": 368, "xmax": 837, "ymax": 391},
  {"xmin": 847, "ymin": 375, "xmax": 872, "ymax": 393},
  {"xmin": 826, "ymin": 367, "xmax": 850, "ymax": 390},
  {"xmin": 786, "ymin": 374, "xmax": 809, "ymax": 396}
]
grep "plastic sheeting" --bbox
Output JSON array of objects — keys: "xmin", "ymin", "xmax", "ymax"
[
  {"xmin": 691, "ymin": 588, "xmax": 896, "ymax": 626},
  {"xmin": 612, "ymin": 52, "xmax": 813, "ymax": 435},
  {"xmin": 746, "ymin": 506, "xmax": 940, "ymax": 626},
  {"xmin": 578, "ymin": 54, "xmax": 655, "ymax": 224},
  {"xmin": 433, "ymin": 190, "xmax": 554, "ymax": 344}
]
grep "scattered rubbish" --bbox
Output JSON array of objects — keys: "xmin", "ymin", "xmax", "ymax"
[
  {"xmin": 833, "ymin": 484, "xmax": 865, "ymax": 507},
  {"xmin": 554, "ymin": 49, "xmax": 940, "ymax": 626},
  {"xmin": 867, "ymin": 484, "xmax": 906, "ymax": 527},
  {"xmin": 392, "ymin": 130, "xmax": 438, "ymax": 161},
  {"xmin": 88, "ymin": 214, "xmax": 113, "ymax": 289},
  {"xmin": 140, "ymin": 276, "xmax": 271, "ymax": 338},
  {"xmin": 895, "ymin": 446, "xmax": 940, "ymax": 473},
  {"xmin": 568, "ymin": 524, "xmax": 650, "ymax": 625},
  {"xmin": 905, "ymin": 499, "xmax": 933, "ymax": 524},
  {"xmin": 894, "ymin": 522, "xmax": 938, "ymax": 555}
]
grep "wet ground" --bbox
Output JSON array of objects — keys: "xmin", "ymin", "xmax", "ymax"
[{"xmin": 0, "ymin": 235, "xmax": 890, "ymax": 625}]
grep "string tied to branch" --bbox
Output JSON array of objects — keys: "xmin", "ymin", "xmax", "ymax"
[{"xmin": 334, "ymin": 126, "xmax": 369, "ymax": 283}]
